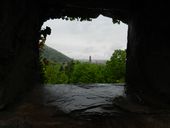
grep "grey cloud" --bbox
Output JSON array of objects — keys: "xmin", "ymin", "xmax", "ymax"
[{"xmin": 43, "ymin": 15, "xmax": 128, "ymax": 60}]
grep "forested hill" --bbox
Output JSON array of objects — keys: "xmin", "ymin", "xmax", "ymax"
[{"xmin": 40, "ymin": 44, "xmax": 72, "ymax": 63}]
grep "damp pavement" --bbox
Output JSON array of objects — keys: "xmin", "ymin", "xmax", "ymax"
[
  {"xmin": 1, "ymin": 84, "xmax": 170, "ymax": 128},
  {"xmin": 42, "ymin": 84, "xmax": 125, "ymax": 116}
]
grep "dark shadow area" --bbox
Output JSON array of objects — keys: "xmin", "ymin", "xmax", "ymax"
[{"xmin": 1, "ymin": 1, "xmax": 170, "ymax": 127}]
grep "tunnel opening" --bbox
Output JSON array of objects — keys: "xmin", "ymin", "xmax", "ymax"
[
  {"xmin": 37, "ymin": 15, "xmax": 128, "ymax": 116},
  {"xmin": 40, "ymin": 15, "xmax": 128, "ymax": 85},
  {"xmin": 1, "ymin": 1, "xmax": 170, "ymax": 127}
]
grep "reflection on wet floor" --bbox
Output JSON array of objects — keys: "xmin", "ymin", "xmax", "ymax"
[{"xmin": 43, "ymin": 84, "xmax": 125, "ymax": 115}]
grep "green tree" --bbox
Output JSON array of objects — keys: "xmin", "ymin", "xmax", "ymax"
[
  {"xmin": 43, "ymin": 63, "xmax": 61, "ymax": 84},
  {"xmin": 94, "ymin": 64, "xmax": 106, "ymax": 83},
  {"xmin": 42, "ymin": 49, "xmax": 126, "ymax": 84},
  {"xmin": 64, "ymin": 60, "xmax": 76, "ymax": 83},
  {"xmin": 105, "ymin": 49, "xmax": 126, "ymax": 83},
  {"xmin": 70, "ymin": 62, "xmax": 105, "ymax": 84},
  {"xmin": 43, "ymin": 62, "xmax": 69, "ymax": 84}
]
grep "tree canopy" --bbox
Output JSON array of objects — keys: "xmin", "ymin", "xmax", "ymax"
[
  {"xmin": 41, "ymin": 49, "xmax": 126, "ymax": 84},
  {"xmin": 105, "ymin": 49, "xmax": 126, "ymax": 83}
]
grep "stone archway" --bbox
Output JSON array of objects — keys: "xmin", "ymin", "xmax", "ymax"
[{"xmin": 0, "ymin": 0, "xmax": 170, "ymax": 108}]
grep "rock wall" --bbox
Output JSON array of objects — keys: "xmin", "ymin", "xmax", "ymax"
[
  {"xmin": 0, "ymin": 0, "xmax": 170, "ymax": 108},
  {"xmin": 126, "ymin": 6, "xmax": 170, "ymax": 107},
  {"xmin": 0, "ymin": 0, "xmax": 43, "ymax": 107}
]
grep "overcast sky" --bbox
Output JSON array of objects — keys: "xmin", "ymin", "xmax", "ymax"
[{"xmin": 42, "ymin": 15, "xmax": 128, "ymax": 60}]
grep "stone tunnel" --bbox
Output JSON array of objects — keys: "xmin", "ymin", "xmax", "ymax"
[{"xmin": 0, "ymin": 0, "xmax": 170, "ymax": 111}]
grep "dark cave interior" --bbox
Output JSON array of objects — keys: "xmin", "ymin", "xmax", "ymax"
[{"xmin": 0, "ymin": 1, "xmax": 170, "ymax": 127}]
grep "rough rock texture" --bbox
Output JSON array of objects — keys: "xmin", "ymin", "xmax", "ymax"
[
  {"xmin": 0, "ymin": 0, "xmax": 170, "ymax": 110},
  {"xmin": 0, "ymin": 1, "xmax": 43, "ymax": 106},
  {"xmin": 1, "ymin": 87, "xmax": 170, "ymax": 128},
  {"xmin": 126, "ymin": 6, "xmax": 170, "ymax": 107}
]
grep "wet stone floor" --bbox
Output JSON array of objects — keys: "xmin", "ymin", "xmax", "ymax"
[{"xmin": 1, "ymin": 84, "xmax": 170, "ymax": 128}]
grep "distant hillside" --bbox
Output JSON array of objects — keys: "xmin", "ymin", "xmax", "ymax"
[{"xmin": 40, "ymin": 45, "xmax": 72, "ymax": 63}]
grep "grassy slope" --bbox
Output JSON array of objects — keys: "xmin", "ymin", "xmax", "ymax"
[{"xmin": 41, "ymin": 44, "xmax": 72, "ymax": 63}]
